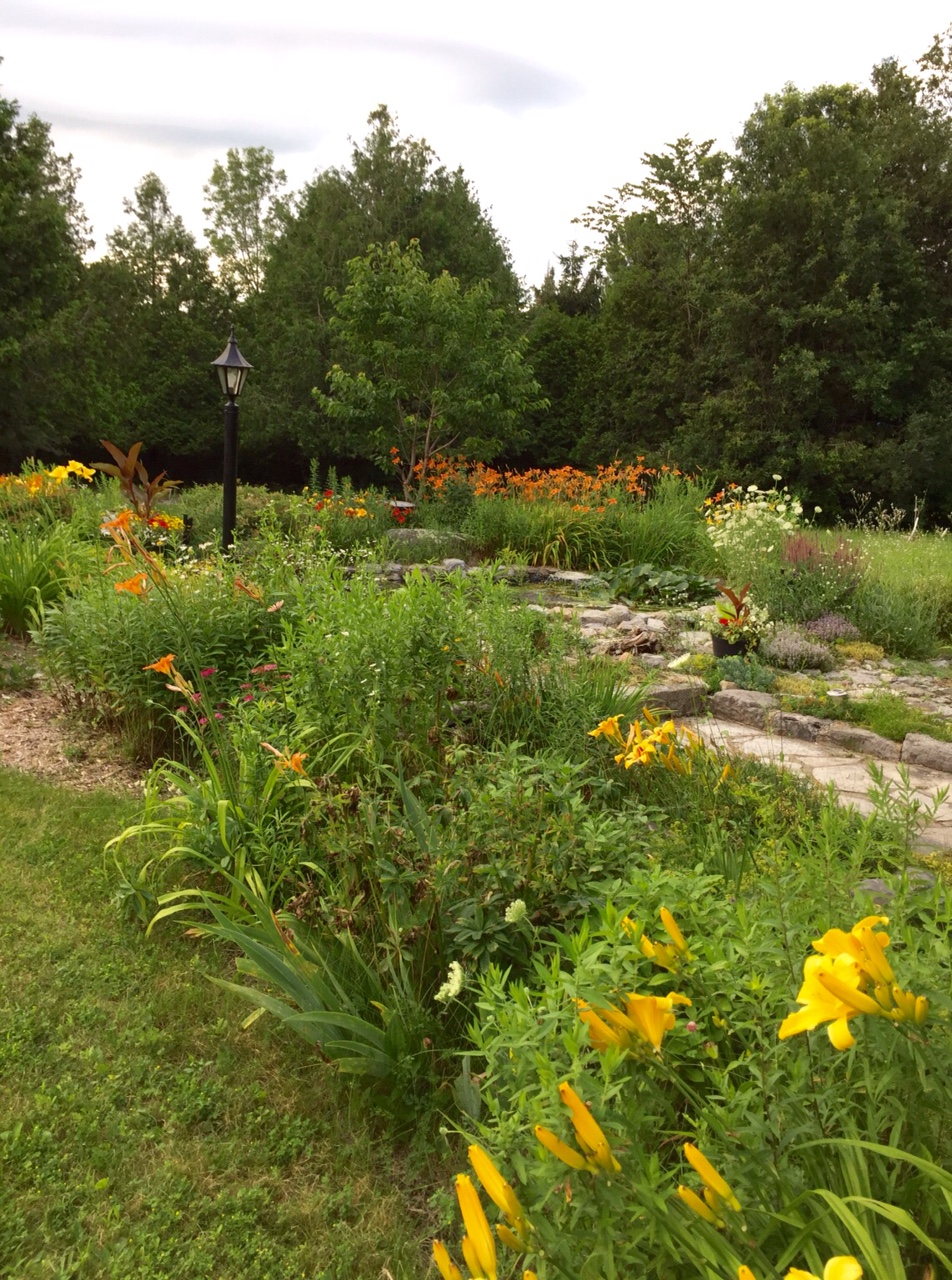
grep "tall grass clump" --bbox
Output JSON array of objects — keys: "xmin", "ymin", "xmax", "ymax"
[
  {"xmin": 0, "ymin": 525, "xmax": 95, "ymax": 635},
  {"xmin": 464, "ymin": 474, "xmax": 714, "ymax": 572}
]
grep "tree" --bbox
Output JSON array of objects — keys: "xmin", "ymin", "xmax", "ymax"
[
  {"xmin": 203, "ymin": 146, "xmax": 288, "ymax": 308},
  {"xmin": 250, "ymin": 107, "xmax": 522, "ymax": 466},
  {"xmin": 88, "ymin": 173, "xmax": 228, "ymax": 465},
  {"xmin": 0, "ymin": 77, "xmax": 91, "ymax": 467},
  {"xmin": 315, "ymin": 241, "xmax": 543, "ymax": 499}
]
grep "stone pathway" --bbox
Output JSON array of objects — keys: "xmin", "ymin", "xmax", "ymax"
[{"xmin": 686, "ymin": 711, "xmax": 952, "ymax": 851}]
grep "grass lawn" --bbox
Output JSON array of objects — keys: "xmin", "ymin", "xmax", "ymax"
[{"xmin": 0, "ymin": 769, "xmax": 439, "ymax": 1280}]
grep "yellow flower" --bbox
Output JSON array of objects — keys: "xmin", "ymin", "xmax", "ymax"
[
  {"xmin": 535, "ymin": 1082, "xmax": 620, "ymax": 1175},
  {"xmin": 578, "ymin": 990, "xmax": 691, "ymax": 1056},
  {"xmin": 588, "ymin": 714, "xmax": 624, "ymax": 745},
  {"xmin": 432, "ymin": 1240, "xmax": 463, "ymax": 1280},
  {"xmin": 780, "ymin": 917, "xmax": 928, "ymax": 1048},
  {"xmin": 785, "ymin": 1258, "xmax": 862, "ymax": 1280},
  {"xmin": 679, "ymin": 1183, "xmax": 723, "ymax": 1226},
  {"xmin": 47, "ymin": 464, "xmax": 70, "ymax": 484},
  {"xmin": 455, "ymin": 1175, "xmax": 496, "ymax": 1280},
  {"xmin": 66, "ymin": 460, "xmax": 96, "ymax": 481},
  {"xmin": 468, "ymin": 1146, "xmax": 530, "ymax": 1248},
  {"xmin": 534, "ymin": 1124, "xmax": 588, "ymax": 1171},
  {"xmin": 738, "ymin": 1266, "xmax": 758, "ymax": 1280},
  {"xmin": 660, "ymin": 907, "xmax": 692, "ymax": 957},
  {"xmin": 682, "ymin": 1143, "xmax": 741, "ymax": 1217}
]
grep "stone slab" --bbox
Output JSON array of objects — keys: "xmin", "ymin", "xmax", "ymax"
[
  {"xmin": 816, "ymin": 723, "xmax": 900, "ymax": 761},
  {"xmin": 637, "ymin": 677, "xmax": 708, "ymax": 717},
  {"xmin": 901, "ymin": 733, "xmax": 952, "ymax": 774},
  {"xmin": 709, "ymin": 688, "xmax": 777, "ymax": 730},
  {"xmin": 766, "ymin": 710, "xmax": 824, "ymax": 742}
]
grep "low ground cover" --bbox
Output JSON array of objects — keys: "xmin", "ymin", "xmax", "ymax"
[
  {"xmin": 0, "ymin": 770, "xmax": 439, "ymax": 1280},
  {"xmin": 2, "ymin": 453, "xmax": 952, "ymax": 1276}
]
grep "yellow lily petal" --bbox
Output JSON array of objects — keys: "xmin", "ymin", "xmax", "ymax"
[
  {"xmin": 823, "ymin": 1259, "xmax": 863, "ymax": 1280},
  {"xmin": 455, "ymin": 1176, "xmax": 496, "ymax": 1280},
  {"xmin": 785, "ymin": 1270, "xmax": 820, "ymax": 1280},
  {"xmin": 660, "ymin": 907, "xmax": 690, "ymax": 955},
  {"xmin": 677, "ymin": 1184, "xmax": 722, "ymax": 1226},
  {"xmin": 827, "ymin": 1017, "xmax": 857, "ymax": 1050},
  {"xmin": 558, "ymin": 1082, "xmax": 621, "ymax": 1173},
  {"xmin": 738, "ymin": 1268, "xmax": 759, "ymax": 1280},
  {"xmin": 534, "ymin": 1124, "xmax": 587, "ymax": 1171},
  {"xmin": 433, "ymin": 1240, "xmax": 464, "ymax": 1280},
  {"xmin": 468, "ymin": 1145, "xmax": 525, "ymax": 1228},
  {"xmin": 496, "ymin": 1223, "xmax": 529, "ymax": 1252},
  {"xmin": 683, "ymin": 1144, "xmax": 741, "ymax": 1212}
]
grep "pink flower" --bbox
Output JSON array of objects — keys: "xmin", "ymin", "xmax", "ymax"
[
  {"xmin": 242, "ymin": 693, "xmax": 254, "ymax": 702},
  {"xmin": 201, "ymin": 667, "xmax": 217, "ymax": 677}
]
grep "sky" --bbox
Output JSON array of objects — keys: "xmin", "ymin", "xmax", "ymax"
[{"xmin": 4, "ymin": 0, "xmax": 952, "ymax": 288}]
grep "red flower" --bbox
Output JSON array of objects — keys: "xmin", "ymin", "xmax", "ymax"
[{"xmin": 324, "ymin": 489, "xmax": 333, "ymax": 498}]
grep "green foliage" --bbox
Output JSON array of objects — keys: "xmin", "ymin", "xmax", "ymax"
[
  {"xmin": 34, "ymin": 556, "xmax": 286, "ymax": 759},
  {"xmin": 316, "ymin": 241, "xmax": 543, "ymax": 499},
  {"xmin": 461, "ymin": 847, "xmax": 952, "ymax": 1279},
  {"xmin": 715, "ymin": 653, "xmax": 777, "ymax": 692},
  {"xmin": 0, "ymin": 79, "xmax": 91, "ymax": 468},
  {"xmin": 606, "ymin": 562, "xmax": 718, "ymax": 607},
  {"xmin": 783, "ymin": 690, "xmax": 952, "ymax": 745},
  {"xmin": 0, "ymin": 524, "xmax": 92, "ymax": 635},
  {"xmin": 464, "ymin": 474, "xmax": 715, "ymax": 572},
  {"xmin": 202, "ymin": 146, "xmax": 288, "ymax": 304}
]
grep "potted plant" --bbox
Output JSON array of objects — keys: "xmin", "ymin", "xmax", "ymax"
[{"xmin": 712, "ymin": 582, "xmax": 766, "ymax": 657}]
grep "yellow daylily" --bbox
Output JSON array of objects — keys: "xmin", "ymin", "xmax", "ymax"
[
  {"xmin": 468, "ymin": 1145, "xmax": 530, "ymax": 1249},
  {"xmin": 455, "ymin": 1175, "xmax": 496, "ymax": 1280},
  {"xmin": 780, "ymin": 917, "xmax": 928, "ymax": 1049},
  {"xmin": 578, "ymin": 990, "xmax": 691, "ymax": 1056},
  {"xmin": 535, "ymin": 1082, "xmax": 620, "ymax": 1175},
  {"xmin": 660, "ymin": 907, "xmax": 692, "ymax": 957},
  {"xmin": 678, "ymin": 1183, "xmax": 723, "ymax": 1226},
  {"xmin": 433, "ymin": 1239, "xmax": 464, "ymax": 1280},
  {"xmin": 785, "ymin": 1258, "xmax": 862, "ymax": 1280},
  {"xmin": 683, "ymin": 1143, "xmax": 741, "ymax": 1215}
]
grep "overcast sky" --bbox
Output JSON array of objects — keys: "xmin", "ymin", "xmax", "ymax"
[{"xmin": 4, "ymin": 0, "xmax": 951, "ymax": 288}]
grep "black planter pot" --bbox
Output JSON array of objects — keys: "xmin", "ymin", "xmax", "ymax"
[{"xmin": 711, "ymin": 632, "xmax": 751, "ymax": 659}]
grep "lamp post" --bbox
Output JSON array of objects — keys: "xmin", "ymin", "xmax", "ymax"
[{"xmin": 211, "ymin": 326, "xmax": 253, "ymax": 550}]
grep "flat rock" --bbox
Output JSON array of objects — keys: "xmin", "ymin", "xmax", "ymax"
[
  {"xmin": 676, "ymin": 631, "xmax": 714, "ymax": 653},
  {"xmin": 901, "ymin": 733, "xmax": 952, "ymax": 774},
  {"xmin": 579, "ymin": 608, "xmax": 612, "ymax": 626},
  {"xmin": 602, "ymin": 604, "xmax": 632, "ymax": 626},
  {"xmin": 549, "ymin": 570, "xmax": 598, "ymax": 586},
  {"xmin": 635, "ymin": 676, "xmax": 708, "ymax": 717},
  {"xmin": 816, "ymin": 723, "xmax": 900, "ymax": 761},
  {"xmin": 766, "ymin": 710, "xmax": 824, "ymax": 742},
  {"xmin": 709, "ymin": 688, "xmax": 777, "ymax": 729}
]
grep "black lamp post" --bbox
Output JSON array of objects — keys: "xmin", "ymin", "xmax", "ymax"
[{"xmin": 211, "ymin": 326, "xmax": 253, "ymax": 550}]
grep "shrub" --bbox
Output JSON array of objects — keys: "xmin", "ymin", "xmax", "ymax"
[
  {"xmin": 836, "ymin": 640, "xmax": 885, "ymax": 663},
  {"xmin": 715, "ymin": 654, "xmax": 776, "ymax": 691},
  {"xmin": 760, "ymin": 627, "xmax": 836, "ymax": 672},
  {"xmin": 35, "ymin": 556, "xmax": 287, "ymax": 759},
  {"xmin": 804, "ymin": 612, "xmax": 861, "ymax": 642}
]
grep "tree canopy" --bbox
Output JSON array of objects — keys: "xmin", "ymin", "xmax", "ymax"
[{"xmin": 315, "ymin": 241, "xmax": 542, "ymax": 498}]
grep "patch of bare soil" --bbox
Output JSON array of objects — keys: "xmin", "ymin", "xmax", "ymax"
[{"xmin": 0, "ymin": 640, "xmax": 145, "ymax": 792}]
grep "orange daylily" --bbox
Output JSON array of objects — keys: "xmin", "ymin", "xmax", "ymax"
[
  {"xmin": 143, "ymin": 654, "xmax": 176, "ymax": 675},
  {"xmin": 115, "ymin": 572, "xmax": 149, "ymax": 596}
]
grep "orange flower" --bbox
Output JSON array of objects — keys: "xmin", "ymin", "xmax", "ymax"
[
  {"xmin": 143, "ymin": 653, "xmax": 176, "ymax": 674},
  {"xmin": 115, "ymin": 573, "xmax": 149, "ymax": 596},
  {"xmin": 261, "ymin": 742, "xmax": 308, "ymax": 774},
  {"xmin": 102, "ymin": 509, "xmax": 135, "ymax": 533}
]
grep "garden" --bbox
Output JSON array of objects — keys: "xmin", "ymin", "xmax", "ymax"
[{"xmin": 1, "ymin": 451, "xmax": 951, "ymax": 1280}]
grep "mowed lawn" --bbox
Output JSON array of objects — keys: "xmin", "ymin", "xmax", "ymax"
[{"xmin": 0, "ymin": 768, "xmax": 439, "ymax": 1280}]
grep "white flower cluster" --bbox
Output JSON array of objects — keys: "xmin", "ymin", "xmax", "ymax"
[
  {"xmin": 434, "ymin": 960, "xmax": 465, "ymax": 1004},
  {"xmin": 504, "ymin": 898, "xmax": 527, "ymax": 925},
  {"xmin": 704, "ymin": 477, "xmax": 803, "ymax": 557}
]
